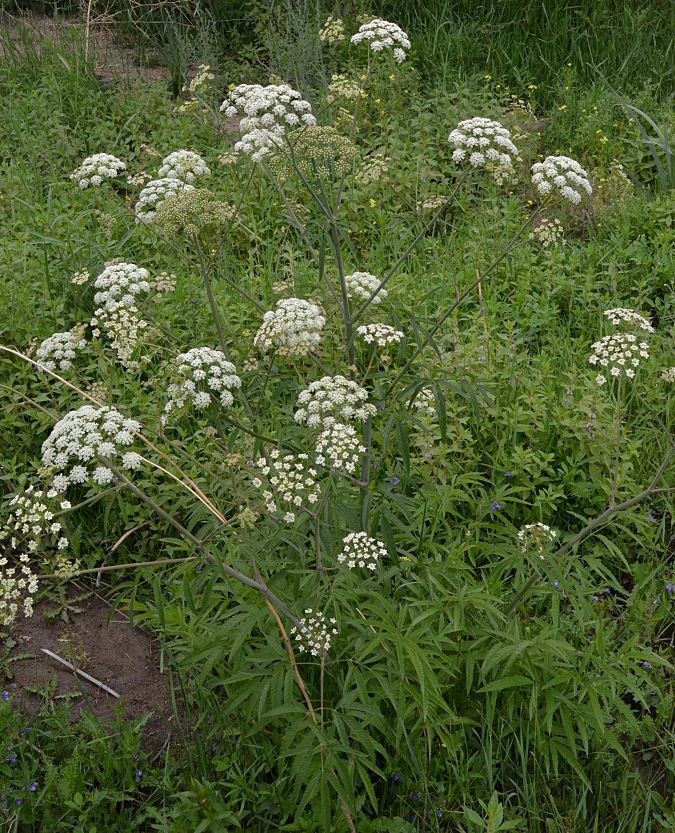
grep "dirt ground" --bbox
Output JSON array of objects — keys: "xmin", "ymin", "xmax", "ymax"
[{"xmin": 5, "ymin": 593, "xmax": 183, "ymax": 753}]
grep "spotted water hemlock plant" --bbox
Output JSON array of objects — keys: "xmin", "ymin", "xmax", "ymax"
[{"xmin": 1, "ymin": 14, "xmax": 673, "ymax": 829}]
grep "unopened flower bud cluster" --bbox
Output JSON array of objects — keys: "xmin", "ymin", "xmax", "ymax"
[
  {"xmin": 41, "ymin": 405, "xmax": 142, "ymax": 492},
  {"xmin": 252, "ymin": 449, "xmax": 320, "ymax": 523},
  {"xmin": 518, "ymin": 522, "xmax": 557, "ymax": 557},
  {"xmin": 182, "ymin": 64, "xmax": 215, "ymax": 96},
  {"xmin": 529, "ymin": 218, "xmax": 565, "ymax": 248},
  {"xmin": 589, "ymin": 332, "xmax": 649, "ymax": 385},
  {"xmin": 345, "ymin": 271, "xmax": 387, "ymax": 304},
  {"xmin": 70, "ymin": 153, "xmax": 126, "ymax": 188},
  {"xmin": 531, "ymin": 156, "xmax": 592, "ymax": 204},
  {"xmin": 295, "ymin": 376, "xmax": 376, "ymax": 427},
  {"xmin": 158, "ymin": 150, "xmax": 211, "ymax": 183},
  {"xmin": 661, "ymin": 367, "xmax": 675, "ymax": 384},
  {"xmin": 357, "ymin": 323, "xmax": 404, "ymax": 348},
  {"xmin": 319, "ymin": 15, "xmax": 345, "ymax": 44},
  {"xmin": 162, "ymin": 347, "xmax": 241, "ymax": 425},
  {"xmin": 290, "ymin": 609, "xmax": 337, "ymax": 656},
  {"xmin": 153, "ymin": 189, "xmax": 237, "ymax": 238},
  {"xmin": 279, "ymin": 126, "xmax": 359, "ymax": 179},
  {"xmin": 71, "ymin": 268, "xmax": 90, "ymax": 286},
  {"xmin": 448, "ymin": 118, "xmax": 519, "ymax": 169},
  {"xmin": 135, "ymin": 178, "xmax": 195, "ymax": 223},
  {"xmin": 338, "ymin": 532, "xmax": 386, "ymax": 570},
  {"xmin": 315, "ymin": 421, "xmax": 365, "ymax": 473},
  {"xmin": 356, "ymin": 156, "xmax": 389, "ymax": 185},
  {"xmin": 36, "ymin": 330, "xmax": 87, "ymax": 372},
  {"xmin": 327, "ymin": 74, "xmax": 361, "ymax": 104},
  {"xmin": 351, "ymin": 19, "xmax": 410, "ymax": 62},
  {"xmin": 254, "ymin": 298, "xmax": 326, "ymax": 358}
]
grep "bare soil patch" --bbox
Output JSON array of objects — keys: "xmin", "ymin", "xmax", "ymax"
[{"xmin": 5, "ymin": 593, "xmax": 182, "ymax": 752}]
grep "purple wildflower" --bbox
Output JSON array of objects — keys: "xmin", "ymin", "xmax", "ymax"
[
  {"xmin": 490, "ymin": 502, "xmax": 501, "ymax": 511},
  {"xmin": 1, "ymin": 691, "xmax": 9, "ymax": 702}
]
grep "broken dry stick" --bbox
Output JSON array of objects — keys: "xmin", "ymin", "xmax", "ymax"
[{"xmin": 40, "ymin": 648, "xmax": 120, "ymax": 699}]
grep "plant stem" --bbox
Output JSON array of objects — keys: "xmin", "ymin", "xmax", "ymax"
[{"xmin": 609, "ymin": 376, "xmax": 622, "ymax": 509}]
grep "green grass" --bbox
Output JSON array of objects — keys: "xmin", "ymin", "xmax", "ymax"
[{"xmin": 0, "ymin": 6, "xmax": 674, "ymax": 832}]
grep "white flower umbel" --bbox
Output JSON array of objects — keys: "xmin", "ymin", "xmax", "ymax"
[
  {"xmin": 93, "ymin": 261, "xmax": 152, "ymax": 312},
  {"xmin": 588, "ymin": 333, "xmax": 649, "ymax": 385},
  {"xmin": 253, "ymin": 449, "xmax": 320, "ymax": 523},
  {"xmin": 356, "ymin": 323, "xmax": 404, "ymax": 348},
  {"xmin": 518, "ymin": 523, "xmax": 557, "ymax": 558},
  {"xmin": 295, "ymin": 376, "xmax": 376, "ymax": 427},
  {"xmin": 254, "ymin": 298, "xmax": 326, "ymax": 358},
  {"xmin": 448, "ymin": 117, "xmax": 519, "ymax": 169},
  {"xmin": 91, "ymin": 306, "xmax": 148, "ymax": 370},
  {"xmin": 162, "ymin": 347, "xmax": 242, "ymax": 425},
  {"xmin": 70, "ymin": 153, "xmax": 126, "ymax": 189},
  {"xmin": 531, "ymin": 156, "xmax": 592, "ymax": 204},
  {"xmin": 345, "ymin": 271, "xmax": 387, "ymax": 304},
  {"xmin": 135, "ymin": 178, "xmax": 195, "ymax": 223},
  {"xmin": 529, "ymin": 218, "xmax": 565, "ymax": 248},
  {"xmin": 41, "ymin": 405, "xmax": 142, "ymax": 493},
  {"xmin": 35, "ymin": 330, "xmax": 87, "ymax": 372},
  {"xmin": 158, "ymin": 150, "xmax": 211, "ymax": 183},
  {"xmin": 315, "ymin": 421, "xmax": 365, "ymax": 474},
  {"xmin": 0, "ymin": 554, "xmax": 39, "ymax": 626},
  {"xmin": 2, "ymin": 486, "xmax": 71, "ymax": 557},
  {"xmin": 290, "ymin": 609, "xmax": 337, "ymax": 657},
  {"xmin": 327, "ymin": 74, "xmax": 361, "ymax": 104},
  {"xmin": 319, "ymin": 15, "xmax": 345, "ymax": 43},
  {"xmin": 338, "ymin": 531, "xmax": 386, "ymax": 570},
  {"xmin": 220, "ymin": 84, "xmax": 317, "ymax": 162},
  {"xmin": 661, "ymin": 367, "xmax": 675, "ymax": 384},
  {"xmin": 412, "ymin": 388, "xmax": 436, "ymax": 417},
  {"xmin": 351, "ymin": 18, "xmax": 411, "ymax": 62},
  {"xmin": 604, "ymin": 308, "xmax": 654, "ymax": 333}
]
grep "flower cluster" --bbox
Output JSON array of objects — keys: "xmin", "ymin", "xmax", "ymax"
[
  {"xmin": 91, "ymin": 306, "xmax": 148, "ymax": 370},
  {"xmin": 254, "ymin": 298, "xmax": 326, "ymax": 358},
  {"xmin": 41, "ymin": 405, "xmax": 142, "ymax": 492},
  {"xmin": 277, "ymin": 126, "xmax": 359, "ymax": 179},
  {"xmin": 93, "ymin": 262, "xmax": 152, "ymax": 312},
  {"xmin": 2, "ymin": 487, "xmax": 71, "ymax": 555},
  {"xmin": 182, "ymin": 64, "xmax": 214, "ymax": 96},
  {"xmin": 135, "ymin": 178, "xmax": 195, "ymax": 223},
  {"xmin": 153, "ymin": 188, "xmax": 237, "ymax": 238},
  {"xmin": 531, "ymin": 156, "xmax": 592, "ymax": 204},
  {"xmin": 319, "ymin": 15, "xmax": 345, "ymax": 44},
  {"xmin": 71, "ymin": 268, "xmax": 90, "ymax": 285},
  {"xmin": 315, "ymin": 421, "xmax": 365, "ymax": 473},
  {"xmin": 70, "ymin": 153, "xmax": 126, "ymax": 188},
  {"xmin": 351, "ymin": 18, "xmax": 410, "ymax": 62},
  {"xmin": 290, "ymin": 609, "xmax": 337, "ymax": 656},
  {"xmin": 35, "ymin": 330, "xmax": 87, "ymax": 372},
  {"xmin": 448, "ymin": 118, "xmax": 519, "ymax": 169},
  {"xmin": 338, "ymin": 531, "xmax": 386, "ymax": 570},
  {"xmin": 220, "ymin": 84, "xmax": 316, "ymax": 162},
  {"xmin": 412, "ymin": 388, "xmax": 436, "ymax": 416},
  {"xmin": 295, "ymin": 376, "xmax": 376, "ymax": 427},
  {"xmin": 327, "ymin": 74, "xmax": 361, "ymax": 104},
  {"xmin": 518, "ymin": 523, "xmax": 557, "ymax": 556},
  {"xmin": 357, "ymin": 156, "xmax": 389, "ymax": 184},
  {"xmin": 529, "ymin": 218, "xmax": 565, "ymax": 248},
  {"xmin": 158, "ymin": 150, "xmax": 211, "ymax": 183},
  {"xmin": 661, "ymin": 367, "xmax": 675, "ymax": 384},
  {"xmin": 127, "ymin": 171, "xmax": 152, "ymax": 187},
  {"xmin": 345, "ymin": 271, "xmax": 387, "ymax": 304},
  {"xmin": 252, "ymin": 450, "xmax": 320, "ymax": 523},
  {"xmin": 162, "ymin": 347, "xmax": 242, "ymax": 425},
  {"xmin": 588, "ymin": 333, "xmax": 649, "ymax": 384},
  {"xmin": 357, "ymin": 323, "xmax": 404, "ymax": 348},
  {"xmin": 604, "ymin": 308, "xmax": 654, "ymax": 333},
  {"xmin": 0, "ymin": 554, "xmax": 38, "ymax": 625}
]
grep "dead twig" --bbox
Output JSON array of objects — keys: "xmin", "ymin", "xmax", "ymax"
[{"xmin": 39, "ymin": 648, "xmax": 120, "ymax": 699}]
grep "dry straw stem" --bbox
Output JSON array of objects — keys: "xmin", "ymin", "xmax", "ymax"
[{"xmin": 40, "ymin": 647, "xmax": 120, "ymax": 698}]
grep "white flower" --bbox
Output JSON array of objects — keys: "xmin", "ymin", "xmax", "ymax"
[
  {"xmin": 220, "ymin": 84, "xmax": 317, "ymax": 161},
  {"xmin": 158, "ymin": 150, "xmax": 211, "ymax": 183},
  {"xmin": 588, "ymin": 332, "xmax": 649, "ymax": 383},
  {"xmin": 518, "ymin": 523, "xmax": 557, "ymax": 558},
  {"xmin": 338, "ymin": 531, "xmax": 386, "ymax": 570},
  {"xmin": 254, "ymin": 298, "xmax": 326, "ymax": 358},
  {"xmin": 135, "ymin": 178, "xmax": 195, "ymax": 223},
  {"xmin": 448, "ymin": 118, "xmax": 519, "ymax": 170},
  {"xmin": 412, "ymin": 388, "xmax": 436, "ymax": 417},
  {"xmin": 90, "ymin": 305, "xmax": 148, "ymax": 370},
  {"xmin": 290, "ymin": 609, "xmax": 337, "ymax": 656},
  {"xmin": 661, "ymin": 367, "xmax": 675, "ymax": 384},
  {"xmin": 345, "ymin": 271, "xmax": 387, "ymax": 304},
  {"xmin": 351, "ymin": 19, "xmax": 410, "ymax": 61},
  {"xmin": 162, "ymin": 347, "xmax": 241, "ymax": 425},
  {"xmin": 529, "ymin": 218, "xmax": 565, "ymax": 248},
  {"xmin": 531, "ymin": 156, "xmax": 592, "ymax": 203},
  {"xmin": 253, "ymin": 450, "xmax": 320, "ymax": 522},
  {"xmin": 603, "ymin": 308, "xmax": 654, "ymax": 333},
  {"xmin": 70, "ymin": 153, "xmax": 126, "ymax": 188},
  {"xmin": 295, "ymin": 376, "xmax": 376, "ymax": 427},
  {"xmin": 314, "ymin": 421, "xmax": 365, "ymax": 473},
  {"xmin": 35, "ymin": 330, "xmax": 87, "ymax": 372},
  {"xmin": 356, "ymin": 323, "xmax": 404, "ymax": 348},
  {"xmin": 319, "ymin": 15, "xmax": 345, "ymax": 44},
  {"xmin": 41, "ymin": 405, "xmax": 141, "ymax": 493},
  {"xmin": 92, "ymin": 261, "xmax": 152, "ymax": 312}
]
